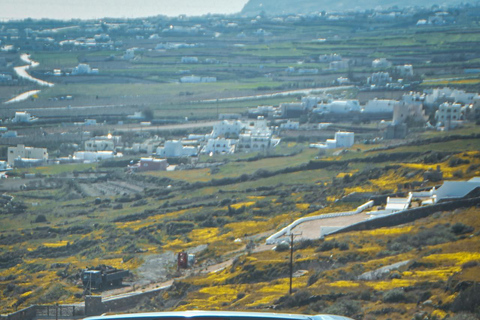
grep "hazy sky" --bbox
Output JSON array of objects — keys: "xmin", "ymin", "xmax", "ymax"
[{"xmin": 0, "ymin": 0, "xmax": 250, "ymax": 20}]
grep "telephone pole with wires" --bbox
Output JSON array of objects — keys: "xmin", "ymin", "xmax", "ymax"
[{"xmin": 289, "ymin": 232, "xmax": 302, "ymax": 295}]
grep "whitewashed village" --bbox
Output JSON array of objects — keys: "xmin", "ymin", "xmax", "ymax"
[{"xmin": 2, "ymin": 85, "xmax": 478, "ymax": 172}]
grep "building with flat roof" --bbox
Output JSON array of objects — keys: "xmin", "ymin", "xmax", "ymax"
[{"xmin": 8, "ymin": 144, "xmax": 48, "ymax": 166}]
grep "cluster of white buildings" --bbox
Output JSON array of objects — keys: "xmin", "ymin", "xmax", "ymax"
[{"xmin": 153, "ymin": 117, "xmax": 281, "ymax": 157}]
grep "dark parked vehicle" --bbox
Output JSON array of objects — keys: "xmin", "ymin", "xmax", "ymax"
[{"xmin": 82, "ymin": 266, "xmax": 129, "ymax": 289}]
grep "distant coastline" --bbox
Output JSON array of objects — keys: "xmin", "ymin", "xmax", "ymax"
[{"xmin": 0, "ymin": 0, "xmax": 249, "ymax": 21}]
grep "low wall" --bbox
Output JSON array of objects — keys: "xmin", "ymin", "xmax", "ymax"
[
  {"xmin": 0, "ymin": 306, "xmax": 36, "ymax": 320},
  {"xmin": 102, "ymin": 286, "xmax": 169, "ymax": 313}
]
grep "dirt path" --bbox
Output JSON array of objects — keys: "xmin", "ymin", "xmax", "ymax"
[{"xmin": 100, "ymin": 214, "xmax": 367, "ymax": 300}]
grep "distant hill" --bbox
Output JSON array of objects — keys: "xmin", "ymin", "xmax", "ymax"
[{"xmin": 241, "ymin": 0, "xmax": 464, "ymax": 16}]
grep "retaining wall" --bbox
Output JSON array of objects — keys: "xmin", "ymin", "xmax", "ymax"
[{"xmin": 328, "ymin": 196, "xmax": 480, "ymax": 236}]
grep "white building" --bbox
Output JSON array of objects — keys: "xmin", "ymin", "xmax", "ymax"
[
  {"xmin": 280, "ymin": 120, "xmax": 300, "ymax": 130},
  {"xmin": 395, "ymin": 64, "xmax": 414, "ymax": 77},
  {"xmin": 314, "ymin": 100, "xmax": 361, "ymax": 114},
  {"xmin": 311, "ymin": 131, "xmax": 354, "ymax": 149},
  {"xmin": 385, "ymin": 194, "xmax": 412, "ymax": 213},
  {"xmin": 73, "ymin": 151, "xmax": 116, "ymax": 162},
  {"xmin": 372, "ymin": 58, "xmax": 392, "ymax": 68},
  {"xmin": 329, "ymin": 60, "xmax": 349, "ymax": 70},
  {"xmin": 298, "ymin": 68, "xmax": 318, "ymax": 74},
  {"xmin": 301, "ymin": 96, "xmax": 324, "ymax": 110},
  {"xmin": 368, "ymin": 72, "xmax": 392, "ymax": 86},
  {"xmin": 72, "ymin": 63, "xmax": 99, "ymax": 75},
  {"xmin": 211, "ymin": 120, "xmax": 245, "ymax": 138},
  {"xmin": 181, "ymin": 56, "xmax": 199, "ymax": 63},
  {"xmin": 363, "ymin": 99, "xmax": 398, "ymax": 113},
  {"xmin": 334, "ymin": 131, "xmax": 355, "ymax": 147},
  {"xmin": 424, "ymin": 88, "xmax": 479, "ymax": 106},
  {"xmin": 279, "ymin": 102, "xmax": 305, "ymax": 117},
  {"xmin": 180, "ymin": 75, "xmax": 216, "ymax": 83},
  {"xmin": 203, "ymin": 138, "xmax": 235, "ymax": 155},
  {"xmin": 319, "ymin": 53, "xmax": 342, "ymax": 63},
  {"xmin": 156, "ymin": 140, "xmax": 198, "ymax": 157},
  {"xmin": 401, "ymin": 92, "xmax": 424, "ymax": 106},
  {"xmin": 8, "ymin": 144, "xmax": 48, "ymax": 166},
  {"xmin": 393, "ymin": 101, "xmax": 427, "ymax": 125},
  {"xmin": 123, "ymin": 48, "xmax": 136, "ymax": 60},
  {"xmin": 85, "ymin": 139, "xmax": 115, "ymax": 152},
  {"xmin": 0, "ymin": 161, "xmax": 11, "ymax": 171},
  {"xmin": 435, "ymin": 102, "xmax": 466, "ymax": 128},
  {"xmin": 414, "ymin": 178, "xmax": 480, "ymax": 203},
  {"xmin": 12, "ymin": 111, "xmax": 37, "ymax": 124}
]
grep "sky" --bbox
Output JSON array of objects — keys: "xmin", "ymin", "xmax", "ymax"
[{"xmin": 0, "ymin": 0, "xmax": 250, "ymax": 21}]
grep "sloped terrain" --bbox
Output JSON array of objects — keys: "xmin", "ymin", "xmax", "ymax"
[{"xmin": 0, "ymin": 129, "xmax": 479, "ymax": 318}]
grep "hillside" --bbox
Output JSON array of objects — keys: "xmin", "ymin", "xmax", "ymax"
[
  {"xmin": 241, "ymin": 0, "xmax": 466, "ymax": 16},
  {"xmin": 0, "ymin": 127, "xmax": 479, "ymax": 319}
]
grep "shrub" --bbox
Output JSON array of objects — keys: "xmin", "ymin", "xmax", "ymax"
[
  {"xmin": 275, "ymin": 242, "xmax": 290, "ymax": 252},
  {"xmin": 451, "ymin": 285, "xmax": 480, "ymax": 313},
  {"xmin": 307, "ymin": 272, "xmax": 320, "ymax": 286},
  {"xmin": 34, "ymin": 215, "xmax": 47, "ymax": 223},
  {"xmin": 317, "ymin": 240, "xmax": 349, "ymax": 252},
  {"xmin": 322, "ymin": 299, "xmax": 361, "ymax": 317},
  {"xmin": 383, "ymin": 288, "xmax": 407, "ymax": 303},
  {"xmin": 165, "ymin": 221, "xmax": 195, "ymax": 235},
  {"xmin": 451, "ymin": 222, "xmax": 474, "ymax": 235},
  {"xmin": 448, "ymin": 157, "xmax": 470, "ymax": 167}
]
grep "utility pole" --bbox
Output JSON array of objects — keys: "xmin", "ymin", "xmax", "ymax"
[{"xmin": 289, "ymin": 232, "xmax": 302, "ymax": 295}]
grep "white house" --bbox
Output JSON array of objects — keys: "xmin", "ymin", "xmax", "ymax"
[
  {"xmin": 156, "ymin": 140, "xmax": 198, "ymax": 157},
  {"xmin": 368, "ymin": 72, "xmax": 392, "ymax": 86},
  {"xmin": 123, "ymin": 48, "xmax": 136, "ymax": 60},
  {"xmin": 395, "ymin": 65, "xmax": 414, "ymax": 77},
  {"xmin": 298, "ymin": 68, "xmax": 318, "ymax": 74},
  {"xmin": 334, "ymin": 131, "xmax": 355, "ymax": 147},
  {"xmin": 12, "ymin": 111, "xmax": 37, "ymax": 124},
  {"xmin": 435, "ymin": 102, "xmax": 466, "ymax": 128},
  {"xmin": 372, "ymin": 58, "xmax": 392, "ymax": 68},
  {"xmin": 180, "ymin": 75, "xmax": 216, "ymax": 83},
  {"xmin": 211, "ymin": 120, "xmax": 245, "ymax": 138},
  {"xmin": 425, "ymin": 88, "xmax": 479, "ymax": 106},
  {"xmin": 85, "ymin": 139, "xmax": 115, "ymax": 152},
  {"xmin": 393, "ymin": 101, "xmax": 427, "ymax": 125},
  {"xmin": 181, "ymin": 56, "xmax": 199, "ymax": 64},
  {"xmin": 8, "ymin": 144, "xmax": 48, "ymax": 166},
  {"xmin": 431, "ymin": 178, "xmax": 480, "ymax": 203},
  {"xmin": 280, "ymin": 120, "xmax": 300, "ymax": 130},
  {"xmin": 314, "ymin": 100, "xmax": 361, "ymax": 114},
  {"xmin": 311, "ymin": 131, "xmax": 354, "ymax": 149},
  {"xmin": 203, "ymin": 138, "xmax": 235, "ymax": 155},
  {"xmin": 329, "ymin": 60, "xmax": 349, "ymax": 70},
  {"xmin": 73, "ymin": 151, "xmax": 116, "ymax": 162},
  {"xmin": 72, "ymin": 64, "xmax": 99, "ymax": 75},
  {"xmin": 363, "ymin": 99, "xmax": 398, "ymax": 113},
  {"xmin": 0, "ymin": 161, "xmax": 11, "ymax": 171},
  {"xmin": 319, "ymin": 53, "xmax": 342, "ymax": 63},
  {"xmin": 301, "ymin": 96, "xmax": 324, "ymax": 110}
]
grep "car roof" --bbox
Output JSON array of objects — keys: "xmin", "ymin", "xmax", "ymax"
[{"xmin": 83, "ymin": 310, "xmax": 354, "ymax": 320}]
